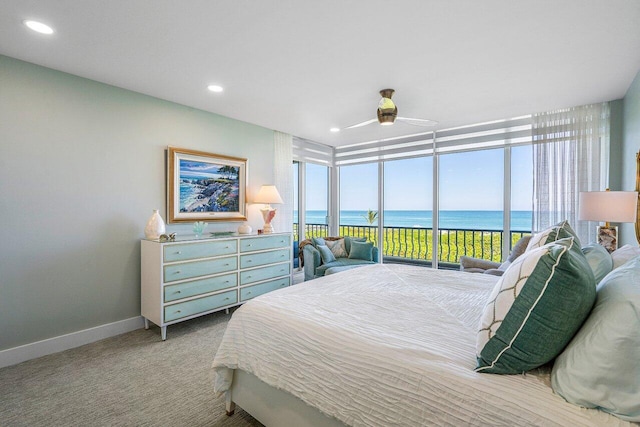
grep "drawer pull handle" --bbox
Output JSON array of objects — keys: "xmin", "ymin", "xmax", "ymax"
[
  {"xmin": 176, "ymin": 310, "xmax": 181, "ymax": 313},
  {"xmin": 247, "ymin": 275, "xmax": 252, "ymax": 279},
  {"xmin": 175, "ymin": 290, "xmax": 181, "ymax": 294},
  {"xmin": 225, "ymin": 297, "xmax": 230, "ymax": 300},
  {"xmin": 176, "ymin": 251, "xmax": 182, "ymax": 254},
  {"xmin": 246, "ymin": 292, "xmax": 251, "ymax": 295},
  {"xmin": 247, "ymin": 260, "xmax": 252, "ymax": 263},
  {"xmin": 280, "ymin": 255, "xmax": 285, "ymax": 257},
  {"xmin": 175, "ymin": 270, "xmax": 181, "ymax": 274},
  {"xmin": 224, "ymin": 280, "xmax": 229, "ymax": 283}
]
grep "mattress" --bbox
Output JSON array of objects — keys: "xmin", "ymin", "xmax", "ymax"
[{"xmin": 212, "ymin": 264, "xmax": 632, "ymax": 427}]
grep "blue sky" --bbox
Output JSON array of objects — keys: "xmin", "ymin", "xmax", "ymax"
[{"xmin": 300, "ymin": 145, "xmax": 533, "ymax": 211}]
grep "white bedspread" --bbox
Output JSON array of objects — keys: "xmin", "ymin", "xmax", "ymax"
[{"xmin": 212, "ymin": 264, "xmax": 632, "ymax": 427}]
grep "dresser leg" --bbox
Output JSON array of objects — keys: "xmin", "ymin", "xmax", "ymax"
[
  {"xmin": 225, "ymin": 308, "xmax": 229, "ymax": 314},
  {"xmin": 161, "ymin": 326, "xmax": 167, "ymax": 341},
  {"xmin": 144, "ymin": 318, "xmax": 149, "ymax": 330}
]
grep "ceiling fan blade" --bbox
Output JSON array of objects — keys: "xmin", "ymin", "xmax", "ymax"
[
  {"xmin": 396, "ymin": 117, "xmax": 438, "ymax": 127},
  {"xmin": 343, "ymin": 118, "xmax": 378, "ymax": 130}
]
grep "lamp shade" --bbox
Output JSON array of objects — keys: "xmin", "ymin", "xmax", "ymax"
[
  {"xmin": 254, "ymin": 185, "xmax": 283, "ymax": 204},
  {"xmin": 579, "ymin": 191, "xmax": 638, "ymax": 223}
]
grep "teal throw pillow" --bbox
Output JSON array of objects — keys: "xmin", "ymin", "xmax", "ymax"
[
  {"xmin": 344, "ymin": 236, "xmax": 366, "ymax": 255},
  {"xmin": 551, "ymin": 256, "xmax": 640, "ymax": 422},
  {"xmin": 476, "ymin": 237, "xmax": 596, "ymax": 374},
  {"xmin": 348, "ymin": 240, "xmax": 374, "ymax": 261},
  {"xmin": 317, "ymin": 245, "xmax": 336, "ymax": 263},
  {"xmin": 312, "ymin": 237, "xmax": 326, "ymax": 248},
  {"xmin": 526, "ymin": 220, "xmax": 581, "ymax": 251},
  {"xmin": 581, "ymin": 243, "xmax": 613, "ymax": 283}
]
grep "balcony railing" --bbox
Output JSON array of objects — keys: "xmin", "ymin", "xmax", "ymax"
[{"xmin": 294, "ymin": 223, "xmax": 530, "ymax": 266}]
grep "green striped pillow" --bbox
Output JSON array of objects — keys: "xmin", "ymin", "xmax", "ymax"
[{"xmin": 476, "ymin": 237, "xmax": 596, "ymax": 374}]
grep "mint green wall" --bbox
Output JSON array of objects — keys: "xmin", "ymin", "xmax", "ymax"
[
  {"xmin": 621, "ymin": 70, "xmax": 640, "ymax": 246},
  {"xmin": 0, "ymin": 55, "xmax": 275, "ymax": 351}
]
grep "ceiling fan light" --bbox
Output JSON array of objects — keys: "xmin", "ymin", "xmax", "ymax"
[
  {"xmin": 380, "ymin": 121, "xmax": 394, "ymax": 126},
  {"xmin": 378, "ymin": 97, "xmax": 395, "ymax": 110}
]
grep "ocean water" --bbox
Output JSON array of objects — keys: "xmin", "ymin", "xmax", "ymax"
[{"xmin": 295, "ymin": 210, "xmax": 532, "ymax": 231}]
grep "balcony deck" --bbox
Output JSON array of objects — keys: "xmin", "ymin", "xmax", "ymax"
[{"xmin": 294, "ymin": 223, "xmax": 530, "ymax": 267}]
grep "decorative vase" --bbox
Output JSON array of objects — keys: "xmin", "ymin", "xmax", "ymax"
[
  {"xmin": 192, "ymin": 221, "xmax": 207, "ymax": 238},
  {"xmin": 144, "ymin": 209, "xmax": 166, "ymax": 239},
  {"xmin": 238, "ymin": 224, "xmax": 252, "ymax": 234}
]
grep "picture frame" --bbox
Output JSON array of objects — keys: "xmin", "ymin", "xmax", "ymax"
[{"xmin": 167, "ymin": 147, "xmax": 247, "ymax": 223}]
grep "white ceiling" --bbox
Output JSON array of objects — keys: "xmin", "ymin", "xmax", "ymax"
[{"xmin": 1, "ymin": 1, "xmax": 640, "ymax": 147}]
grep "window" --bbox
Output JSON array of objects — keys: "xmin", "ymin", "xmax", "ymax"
[
  {"xmin": 305, "ymin": 163, "xmax": 329, "ymax": 238},
  {"xmin": 339, "ymin": 163, "xmax": 378, "ymax": 243},
  {"xmin": 383, "ymin": 157, "xmax": 433, "ymax": 262},
  {"xmin": 438, "ymin": 149, "xmax": 504, "ymax": 264}
]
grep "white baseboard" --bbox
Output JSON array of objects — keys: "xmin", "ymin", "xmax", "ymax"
[{"xmin": 0, "ymin": 316, "xmax": 145, "ymax": 369}]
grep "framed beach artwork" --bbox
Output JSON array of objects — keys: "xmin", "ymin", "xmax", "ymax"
[{"xmin": 167, "ymin": 147, "xmax": 247, "ymax": 223}]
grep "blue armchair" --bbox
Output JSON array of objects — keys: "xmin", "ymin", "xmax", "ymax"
[{"xmin": 302, "ymin": 236, "xmax": 379, "ymax": 281}]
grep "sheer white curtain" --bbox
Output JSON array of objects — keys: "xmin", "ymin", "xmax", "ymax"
[
  {"xmin": 532, "ymin": 103, "xmax": 610, "ymax": 243},
  {"xmin": 272, "ymin": 131, "xmax": 293, "ymax": 233}
]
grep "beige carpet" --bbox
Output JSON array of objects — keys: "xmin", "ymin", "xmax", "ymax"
[{"xmin": 0, "ymin": 308, "xmax": 262, "ymax": 427}]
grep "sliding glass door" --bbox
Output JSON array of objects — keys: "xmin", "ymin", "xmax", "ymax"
[
  {"xmin": 383, "ymin": 157, "xmax": 433, "ymax": 262},
  {"xmin": 438, "ymin": 149, "xmax": 504, "ymax": 265}
]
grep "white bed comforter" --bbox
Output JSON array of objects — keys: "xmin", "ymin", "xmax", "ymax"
[{"xmin": 212, "ymin": 264, "xmax": 632, "ymax": 427}]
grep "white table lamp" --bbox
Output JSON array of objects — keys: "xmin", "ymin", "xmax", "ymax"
[
  {"xmin": 579, "ymin": 189, "xmax": 638, "ymax": 252},
  {"xmin": 254, "ymin": 185, "xmax": 283, "ymax": 234}
]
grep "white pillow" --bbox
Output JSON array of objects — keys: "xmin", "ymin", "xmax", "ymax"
[
  {"xmin": 551, "ymin": 256, "xmax": 640, "ymax": 422},
  {"xmin": 611, "ymin": 244, "xmax": 640, "ymax": 269}
]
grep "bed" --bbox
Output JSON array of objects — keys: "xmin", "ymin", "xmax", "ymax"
[{"xmin": 212, "ymin": 263, "xmax": 635, "ymax": 426}]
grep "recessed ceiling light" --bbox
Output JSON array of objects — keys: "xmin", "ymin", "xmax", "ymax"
[
  {"xmin": 330, "ymin": 128, "xmax": 340, "ymax": 133},
  {"xmin": 207, "ymin": 85, "xmax": 224, "ymax": 93},
  {"xmin": 24, "ymin": 20, "xmax": 54, "ymax": 35}
]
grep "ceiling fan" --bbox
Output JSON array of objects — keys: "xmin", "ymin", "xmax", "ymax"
[{"xmin": 340, "ymin": 89, "xmax": 438, "ymax": 130}]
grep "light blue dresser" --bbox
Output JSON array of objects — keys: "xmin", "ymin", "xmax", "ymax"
[{"xmin": 141, "ymin": 232, "xmax": 292, "ymax": 340}]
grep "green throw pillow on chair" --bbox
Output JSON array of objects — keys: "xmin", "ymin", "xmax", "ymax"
[
  {"xmin": 349, "ymin": 240, "xmax": 374, "ymax": 261},
  {"xmin": 317, "ymin": 245, "xmax": 336, "ymax": 263}
]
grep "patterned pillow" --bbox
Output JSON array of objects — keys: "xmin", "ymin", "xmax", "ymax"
[
  {"xmin": 476, "ymin": 237, "xmax": 596, "ymax": 374},
  {"xmin": 325, "ymin": 239, "xmax": 348, "ymax": 258},
  {"xmin": 526, "ymin": 220, "xmax": 581, "ymax": 251}
]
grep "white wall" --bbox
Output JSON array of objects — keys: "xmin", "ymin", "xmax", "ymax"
[{"xmin": 0, "ymin": 55, "xmax": 276, "ymax": 352}]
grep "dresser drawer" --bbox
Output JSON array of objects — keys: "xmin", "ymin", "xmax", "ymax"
[
  {"xmin": 164, "ymin": 256, "xmax": 237, "ymax": 283},
  {"xmin": 240, "ymin": 263, "xmax": 290, "ymax": 285},
  {"xmin": 163, "ymin": 240, "xmax": 237, "ymax": 262},
  {"xmin": 240, "ymin": 277, "xmax": 290, "ymax": 302},
  {"xmin": 240, "ymin": 249, "xmax": 290, "ymax": 269},
  {"xmin": 163, "ymin": 273, "xmax": 237, "ymax": 302},
  {"xmin": 240, "ymin": 235, "xmax": 291, "ymax": 253},
  {"xmin": 164, "ymin": 290, "xmax": 237, "ymax": 322}
]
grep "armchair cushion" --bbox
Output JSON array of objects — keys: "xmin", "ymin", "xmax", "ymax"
[{"xmin": 316, "ymin": 258, "xmax": 376, "ymax": 276}]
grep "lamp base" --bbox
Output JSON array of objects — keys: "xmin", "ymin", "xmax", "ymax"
[
  {"xmin": 597, "ymin": 225, "xmax": 618, "ymax": 253},
  {"xmin": 262, "ymin": 223, "xmax": 274, "ymax": 234}
]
